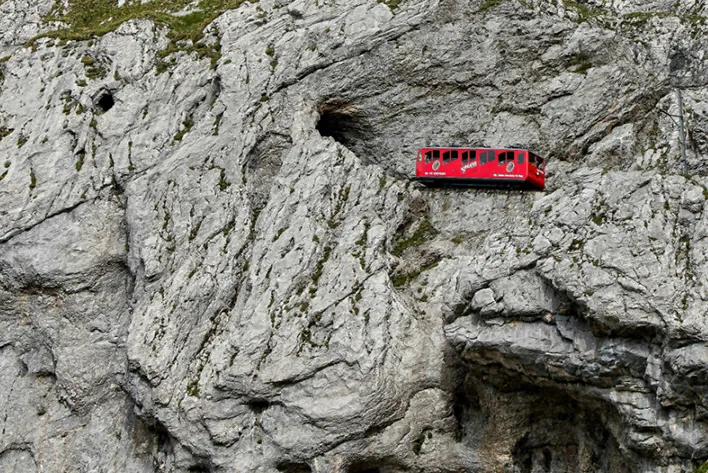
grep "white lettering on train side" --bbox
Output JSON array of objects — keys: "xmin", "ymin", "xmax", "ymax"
[
  {"xmin": 493, "ymin": 174, "xmax": 524, "ymax": 178},
  {"xmin": 461, "ymin": 162, "xmax": 477, "ymax": 173}
]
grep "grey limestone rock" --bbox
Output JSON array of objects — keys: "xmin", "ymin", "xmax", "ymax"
[{"xmin": 1, "ymin": 0, "xmax": 708, "ymax": 472}]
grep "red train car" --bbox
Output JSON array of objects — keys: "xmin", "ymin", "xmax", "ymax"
[{"xmin": 414, "ymin": 147, "xmax": 545, "ymax": 190}]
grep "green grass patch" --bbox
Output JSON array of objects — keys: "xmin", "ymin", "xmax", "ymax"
[
  {"xmin": 38, "ymin": 0, "xmax": 244, "ymax": 43},
  {"xmin": 34, "ymin": 0, "xmax": 239, "ymax": 70}
]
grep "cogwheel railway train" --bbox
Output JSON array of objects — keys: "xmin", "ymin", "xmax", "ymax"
[{"xmin": 415, "ymin": 147, "xmax": 546, "ymax": 190}]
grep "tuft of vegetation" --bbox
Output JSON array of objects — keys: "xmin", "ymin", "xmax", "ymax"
[
  {"xmin": 377, "ymin": 0, "xmax": 402, "ymax": 11},
  {"xmin": 692, "ymin": 462, "xmax": 708, "ymax": 473},
  {"xmin": 173, "ymin": 116, "xmax": 194, "ymax": 141},
  {"xmin": 75, "ymin": 149, "xmax": 86, "ymax": 171},
  {"xmin": 189, "ymin": 221, "xmax": 201, "ymax": 241},
  {"xmin": 17, "ymin": 134, "xmax": 28, "ymax": 148},
  {"xmin": 568, "ymin": 52, "xmax": 592, "ymax": 74},
  {"xmin": 569, "ymin": 238, "xmax": 584, "ymax": 251},
  {"xmin": 0, "ymin": 56, "xmax": 8, "ymax": 86},
  {"xmin": 561, "ymin": 0, "xmax": 604, "ymax": 23},
  {"xmin": 379, "ymin": 174, "xmax": 387, "ymax": 189},
  {"xmin": 218, "ymin": 167, "xmax": 230, "ymax": 191},
  {"xmin": 0, "ymin": 127, "xmax": 13, "ymax": 141},
  {"xmin": 273, "ymin": 227, "xmax": 286, "ymax": 242},
  {"xmin": 212, "ymin": 112, "xmax": 223, "ymax": 136},
  {"xmin": 186, "ymin": 379, "xmax": 200, "ymax": 397},
  {"xmin": 81, "ymin": 55, "xmax": 107, "ymax": 80},
  {"xmin": 29, "ymin": 171, "xmax": 37, "ymax": 191},
  {"xmin": 451, "ymin": 233, "xmax": 466, "ymax": 245},
  {"xmin": 310, "ymin": 246, "xmax": 332, "ymax": 288},
  {"xmin": 479, "ymin": 0, "xmax": 504, "ymax": 11},
  {"xmin": 591, "ymin": 212, "xmax": 605, "ymax": 226},
  {"xmin": 392, "ymin": 258, "xmax": 440, "ymax": 288},
  {"xmin": 392, "ymin": 219, "xmax": 438, "ymax": 257}
]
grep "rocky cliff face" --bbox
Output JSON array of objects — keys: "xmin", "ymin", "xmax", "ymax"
[{"xmin": 1, "ymin": 0, "xmax": 708, "ymax": 472}]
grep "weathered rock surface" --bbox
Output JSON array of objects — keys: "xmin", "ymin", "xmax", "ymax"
[{"xmin": 1, "ymin": 0, "xmax": 708, "ymax": 472}]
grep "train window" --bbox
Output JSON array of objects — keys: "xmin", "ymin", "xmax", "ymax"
[
  {"xmin": 433, "ymin": 149, "xmax": 440, "ymax": 160},
  {"xmin": 529, "ymin": 153, "xmax": 537, "ymax": 166},
  {"xmin": 488, "ymin": 151, "xmax": 496, "ymax": 163},
  {"xmin": 498, "ymin": 151, "xmax": 512, "ymax": 165},
  {"xmin": 443, "ymin": 150, "xmax": 456, "ymax": 163},
  {"xmin": 517, "ymin": 152, "xmax": 525, "ymax": 164},
  {"xmin": 537, "ymin": 157, "xmax": 545, "ymax": 170},
  {"xmin": 461, "ymin": 151, "xmax": 470, "ymax": 163},
  {"xmin": 480, "ymin": 151, "xmax": 487, "ymax": 165},
  {"xmin": 424, "ymin": 151, "xmax": 433, "ymax": 162}
]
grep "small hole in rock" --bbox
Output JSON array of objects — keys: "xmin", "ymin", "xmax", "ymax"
[
  {"xmin": 97, "ymin": 92, "xmax": 115, "ymax": 112},
  {"xmin": 247, "ymin": 399, "xmax": 270, "ymax": 414},
  {"xmin": 276, "ymin": 462, "xmax": 311, "ymax": 473}
]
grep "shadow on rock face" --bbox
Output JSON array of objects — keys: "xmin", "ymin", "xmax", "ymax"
[
  {"xmin": 449, "ymin": 368, "xmax": 633, "ymax": 473},
  {"xmin": 346, "ymin": 458, "xmax": 407, "ymax": 473},
  {"xmin": 244, "ymin": 131, "xmax": 292, "ymax": 209},
  {"xmin": 510, "ymin": 396, "xmax": 631, "ymax": 473}
]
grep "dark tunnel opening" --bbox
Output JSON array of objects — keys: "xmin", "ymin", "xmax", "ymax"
[{"xmin": 316, "ymin": 104, "xmax": 372, "ymax": 154}]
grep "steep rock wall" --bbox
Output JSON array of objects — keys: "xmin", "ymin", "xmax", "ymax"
[{"xmin": 1, "ymin": 0, "xmax": 708, "ymax": 472}]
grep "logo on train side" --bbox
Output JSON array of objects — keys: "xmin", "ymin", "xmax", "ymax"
[
  {"xmin": 461, "ymin": 162, "xmax": 477, "ymax": 173},
  {"xmin": 432, "ymin": 161, "xmax": 441, "ymax": 171},
  {"xmin": 506, "ymin": 162, "xmax": 514, "ymax": 173}
]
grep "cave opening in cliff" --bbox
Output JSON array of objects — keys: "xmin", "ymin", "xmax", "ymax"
[
  {"xmin": 316, "ymin": 103, "xmax": 371, "ymax": 153},
  {"xmin": 450, "ymin": 368, "xmax": 632, "ymax": 473},
  {"xmin": 96, "ymin": 91, "xmax": 115, "ymax": 112}
]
